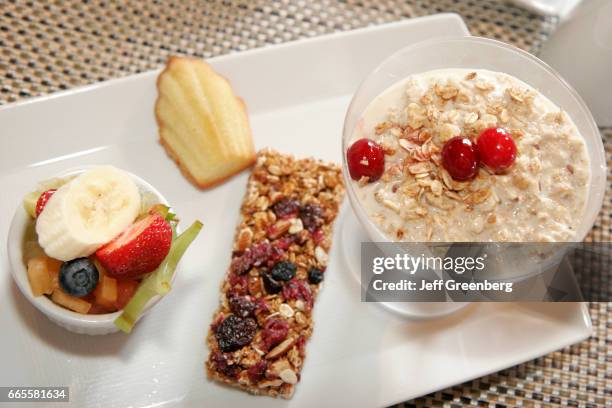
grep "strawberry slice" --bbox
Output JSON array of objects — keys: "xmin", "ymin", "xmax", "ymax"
[
  {"xmin": 96, "ymin": 213, "xmax": 173, "ymax": 279},
  {"xmin": 35, "ymin": 189, "xmax": 57, "ymax": 217}
]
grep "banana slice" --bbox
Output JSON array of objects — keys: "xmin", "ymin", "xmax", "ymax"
[{"xmin": 36, "ymin": 166, "xmax": 141, "ymax": 261}]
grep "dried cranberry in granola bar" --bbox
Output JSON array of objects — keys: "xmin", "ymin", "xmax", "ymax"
[{"xmin": 206, "ymin": 149, "xmax": 345, "ymax": 399}]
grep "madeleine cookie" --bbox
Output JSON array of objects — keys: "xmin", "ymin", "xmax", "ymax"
[{"xmin": 155, "ymin": 56, "xmax": 256, "ymax": 188}]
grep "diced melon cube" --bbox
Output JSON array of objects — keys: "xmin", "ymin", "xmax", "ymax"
[
  {"xmin": 92, "ymin": 257, "xmax": 107, "ymax": 277},
  {"xmin": 51, "ymin": 289, "xmax": 91, "ymax": 314},
  {"xmin": 46, "ymin": 258, "xmax": 62, "ymax": 273},
  {"xmin": 46, "ymin": 258, "xmax": 62, "ymax": 290},
  {"xmin": 23, "ymin": 240, "xmax": 46, "ymax": 262},
  {"xmin": 94, "ymin": 275, "xmax": 117, "ymax": 309},
  {"xmin": 27, "ymin": 258, "xmax": 53, "ymax": 296}
]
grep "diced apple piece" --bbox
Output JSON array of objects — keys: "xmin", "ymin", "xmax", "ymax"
[
  {"xmin": 51, "ymin": 289, "xmax": 92, "ymax": 314},
  {"xmin": 27, "ymin": 258, "xmax": 53, "ymax": 296},
  {"xmin": 94, "ymin": 275, "xmax": 118, "ymax": 309}
]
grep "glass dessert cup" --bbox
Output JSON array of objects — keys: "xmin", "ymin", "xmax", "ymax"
[
  {"xmin": 7, "ymin": 166, "xmax": 176, "ymax": 335},
  {"xmin": 340, "ymin": 36, "xmax": 606, "ymax": 318}
]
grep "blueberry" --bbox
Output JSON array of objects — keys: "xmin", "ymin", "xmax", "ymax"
[
  {"xmin": 299, "ymin": 203, "xmax": 323, "ymax": 232},
  {"xmin": 59, "ymin": 258, "xmax": 99, "ymax": 297},
  {"xmin": 270, "ymin": 261, "xmax": 296, "ymax": 282},
  {"xmin": 262, "ymin": 272, "xmax": 282, "ymax": 294},
  {"xmin": 271, "ymin": 198, "xmax": 300, "ymax": 219},
  {"xmin": 229, "ymin": 295, "xmax": 256, "ymax": 318},
  {"xmin": 308, "ymin": 268, "xmax": 324, "ymax": 284},
  {"xmin": 215, "ymin": 315, "xmax": 257, "ymax": 352}
]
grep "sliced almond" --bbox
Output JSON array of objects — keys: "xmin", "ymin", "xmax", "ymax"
[
  {"xmin": 415, "ymin": 206, "xmax": 428, "ymax": 216},
  {"xmin": 406, "ymin": 103, "xmax": 427, "ymax": 129},
  {"xmin": 268, "ymin": 219, "xmax": 292, "ymax": 239},
  {"xmin": 279, "ymin": 303, "xmax": 295, "ymax": 318},
  {"xmin": 500, "ymin": 109, "xmax": 510, "ymax": 123},
  {"xmin": 470, "ymin": 215, "xmax": 485, "ymax": 234},
  {"xmin": 441, "ymin": 169, "xmax": 454, "ymax": 190},
  {"xmin": 280, "ymin": 368, "xmax": 298, "ymax": 385},
  {"xmin": 258, "ymin": 379, "xmax": 283, "ymax": 388},
  {"xmin": 268, "ymin": 358, "xmax": 291, "ymax": 375},
  {"xmin": 464, "ymin": 189, "xmax": 492, "ymax": 206},
  {"xmin": 464, "ymin": 112, "xmax": 478, "ymax": 125},
  {"xmin": 236, "ymin": 228, "xmax": 253, "ymax": 251},
  {"xmin": 478, "ymin": 193, "xmax": 499, "ymax": 212},
  {"xmin": 425, "ymin": 222, "xmax": 433, "ymax": 240},
  {"xmin": 267, "ymin": 165, "xmax": 284, "ymax": 176},
  {"xmin": 398, "ymin": 138, "xmax": 418, "ymax": 152},
  {"xmin": 444, "ymin": 190, "xmax": 463, "ymax": 201},
  {"xmin": 408, "ymin": 162, "xmax": 432, "ymax": 175},
  {"xmin": 265, "ymin": 311, "xmax": 280, "ymax": 320},
  {"xmin": 255, "ymin": 196, "xmax": 270, "ymax": 211},
  {"xmin": 435, "ymin": 83, "xmax": 459, "ymax": 100},
  {"xmin": 315, "ymin": 246, "xmax": 328, "ymax": 266},
  {"xmin": 439, "ymin": 123, "xmax": 461, "ymax": 141},
  {"xmin": 266, "ymin": 337, "xmax": 296, "ymax": 359},
  {"xmin": 382, "ymin": 199, "xmax": 401, "ymax": 213},
  {"xmin": 430, "ymin": 179, "xmax": 443, "ymax": 196},
  {"xmin": 418, "ymin": 129, "xmax": 432, "ymax": 143},
  {"xmin": 512, "ymin": 175, "xmax": 531, "ymax": 190},
  {"xmin": 375, "ymin": 121, "xmax": 394, "ymax": 135},
  {"xmin": 417, "ymin": 178, "xmax": 431, "ymax": 188},
  {"xmin": 295, "ymin": 312, "xmax": 306, "ymax": 325},
  {"xmin": 399, "ymin": 181, "xmax": 420, "ymax": 197},
  {"xmin": 507, "ymin": 87, "xmax": 526, "ymax": 103},
  {"xmin": 288, "ymin": 218, "xmax": 304, "ymax": 234},
  {"xmin": 475, "ymin": 81, "xmax": 494, "ymax": 92},
  {"xmin": 425, "ymin": 192, "xmax": 454, "ymax": 210},
  {"xmin": 358, "ymin": 176, "xmax": 370, "ymax": 186}
]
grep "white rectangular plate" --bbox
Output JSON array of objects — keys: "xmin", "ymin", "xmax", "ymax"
[{"xmin": 0, "ymin": 14, "xmax": 591, "ymax": 408}]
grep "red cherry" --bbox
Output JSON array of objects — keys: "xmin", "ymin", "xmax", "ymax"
[
  {"xmin": 441, "ymin": 137, "xmax": 479, "ymax": 181},
  {"xmin": 35, "ymin": 189, "xmax": 57, "ymax": 217},
  {"xmin": 476, "ymin": 127, "xmax": 517, "ymax": 173},
  {"xmin": 346, "ymin": 138, "xmax": 385, "ymax": 182}
]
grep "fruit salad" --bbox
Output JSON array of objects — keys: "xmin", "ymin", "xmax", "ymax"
[{"xmin": 22, "ymin": 166, "xmax": 202, "ymax": 333}]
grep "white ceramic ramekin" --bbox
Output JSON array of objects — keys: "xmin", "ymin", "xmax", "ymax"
[{"xmin": 7, "ymin": 166, "xmax": 174, "ymax": 335}]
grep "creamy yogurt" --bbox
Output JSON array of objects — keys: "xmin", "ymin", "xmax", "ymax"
[{"xmin": 351, "ymin": 69, "xmax": 590, "ymax": 242}]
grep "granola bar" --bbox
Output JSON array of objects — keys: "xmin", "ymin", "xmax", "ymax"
[{"xmin": 206, "ymin": 149, "xmax": 345, "ymax": 398}]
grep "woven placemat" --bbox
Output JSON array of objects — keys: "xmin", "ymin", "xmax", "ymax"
[
  {"xmin": 0, "ymin": 0, "xmax": 558, "ymax": 105},
  {"xmin": 0, "ymin": 1, "xmax": 609, "ymax": 407}
]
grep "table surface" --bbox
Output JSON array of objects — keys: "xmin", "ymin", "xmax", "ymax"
[{"xmin": 0, "ymin": 1, "xmax": 610, "ymax": 407}]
